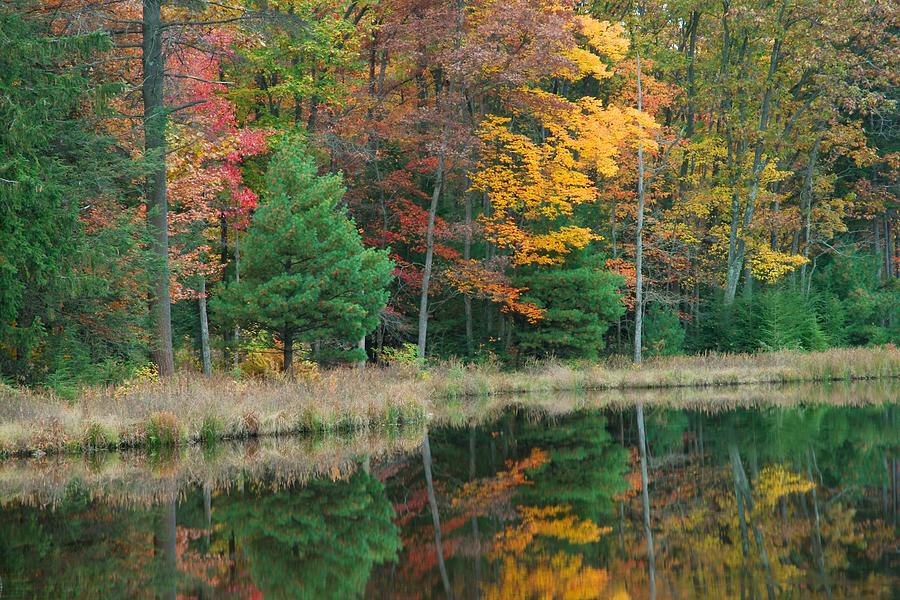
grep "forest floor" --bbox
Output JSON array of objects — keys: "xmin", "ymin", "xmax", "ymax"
[{"xmin": 1, "ymin": 346, "xmax": 898, "ymax": 458}]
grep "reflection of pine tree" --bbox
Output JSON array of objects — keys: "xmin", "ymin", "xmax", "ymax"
[
  {"xmin": 516, "ymin": 411, "xmax": 629, "ymax": 521},
  {"xmin": 215, "ymin": 470, "xmax": 400, "ymax": 599}
]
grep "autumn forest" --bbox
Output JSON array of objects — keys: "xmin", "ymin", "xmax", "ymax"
[{"xmin": 1, "ymin": 0, "xmax": 898, "ymax": 388}]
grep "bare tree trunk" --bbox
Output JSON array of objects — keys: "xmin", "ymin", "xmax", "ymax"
[
  {"xmin": 203, "ymin": 480, "xmax": 212, "ymax": 548},
  {"xmin": 143, "ymin": 0, "xmax": 174, "ymax": 375},
  {"xmin": 233, "ymin": 228, "xmax": 241, "ymax": 371},
  {"xmin": 636, "ymin": 404, "xmax": 656, "ymax": 599},
  {"xmin": 730, "ymin": 444, "xmax": 777, "ymax": 600},
  {"xmin": 198, "ymin": 276, "xmax": 212, "ymax": 377},
  {"xmin": 464, "ymin": 188, "xmax": 474, "ymax": 357},
  {"xmin": 154, "ymin": 498, "xmax": 177, "ymax": 600},
  {"xmin": 724, "ymin": 13, "xmax": 784, "ymax": 305},
  {"xmin": 634, "ymin": 48, "xmax": 646, "ymax": 365},
  {"xmin": 799, "ymin": 135, "xmax": 823, "ymax": 291},
  {"xmin": 357, "ymin": 336, "xmax": 366, "ymax": 372},
  {"xmin": 282, "ymin": 329, "xmax": 293, "ymax": 378},
  {"xmin": 423, "ymin": 433, "xmax": 452, "ymax": 599},
  {"xmin": 417, "ymin": 151, "xmax": 445, "ymax": 359}
]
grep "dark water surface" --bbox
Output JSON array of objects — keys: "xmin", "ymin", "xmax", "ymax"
[{"xmin": 0, "ymin": 383, "xmax": 897, "ymax": 599}]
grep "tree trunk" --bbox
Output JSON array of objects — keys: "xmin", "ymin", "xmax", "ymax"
[
  {"xmin": 464, "ymin": 188, "xmax": 474, "ymax": 357},
  {"xmin": 422, "ymin": 433, "xmax": 453, "ymax": 599},
  {"xmin": 233, "ymin": 228, "xmax": 241, "ymax": 370},
  {"xmin": 730, "ymin": 444, "xmax": 777, "ymax": 600},
  {"xmin": 143, "ymin": 0, "xmax": 174, "ymax": 375},
  {"xmin": 154, "ymin": 498, "xmax": 177, "ymax": 600},
  {"xmin": 799, "ymin": 135, "xmax": 823, "ymax": 290},
  {"xmin": 417, "ymin": 151, "xmax": 445, "ymax": 359},
  {"xmin": 634, "ymin": 48, "xmax": 646, "ymax": 365},
  {"xmin": 357, "ymin": 336, "xmax": 366, "ymax": 372},
  {"xmin": 282, "ymin": 329, "xmax": 293, "ymax": 378},
  {"xmin": 724, "ymin": 19, "xmax": 784, "ymax": 305},
  {"xmin": 636, "ymin": 403, "xmax": 656, "ymax": 599},
  {"xmin": 198, "ymin": 276, "xmax": 212, "ymax": 377}
]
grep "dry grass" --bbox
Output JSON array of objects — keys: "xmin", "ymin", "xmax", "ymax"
[
  {"xmin": 1, "ymin": 346, "xmax": 897, "ymax": 457},
  {"xmin": 0, "ymin": 369, "xmax": 430, "ymax": 457},
  {"xmin": 0, "ymin": 428, "xmax": 424, "ymax": 508},
  {"xmin": 430, "ymin": 345, "xmax": 900, "ymax": 397},
  {"xmin": 433, "ymin": 379, "xmax": 900, "ymax": 428}
]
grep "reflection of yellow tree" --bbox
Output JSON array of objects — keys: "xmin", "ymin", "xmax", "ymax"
[
  {"xmin": 483, "ymin": 504, "xmax": 611, "ymax": 600},
  {"xmin": 613, "ymin": 460, "xmax": 896, "ymax": 599}
]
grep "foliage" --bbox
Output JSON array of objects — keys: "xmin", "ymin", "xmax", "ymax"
[
  {"xmin": 216, "ymin": 470, "xmax": 401, "ymax": 599},
  {"xmin": 212, "ymin": 137, "xmax": 393, "ymax": 365},
  {"xmin": 0, "ymin": 10, "xmax": 150, "ymax": 386},
  {"xmin": 515, "ymin": 258, "xmax": 625, "ymax": 360},
  {"xmin": 643, "ymin": 304, "xmax": 685, "ymax": 357}
]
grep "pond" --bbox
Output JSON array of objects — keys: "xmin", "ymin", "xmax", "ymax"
[{"xmin": 0, "ymin": 381, "xmax": 897, "ymax": 599}]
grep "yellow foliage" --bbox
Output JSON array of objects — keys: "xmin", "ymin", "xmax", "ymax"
[
  {"xmin": 472, "ymin": 94, "xmax": 655, "ymax": 265},
  {"xmin": 747, "ymin": 242, "xmax": 808, "ymax": 283},
  {"xmin": 575, "ymin": 16, "xmax": 629, "ymax": 62},
  {"xmin": 484, "ymin": 504, "xmax": 611, "ymax": 600},
  {"xmin": 482, "ymin": 552, "xmax": 609, "ymax": 600},
  {"xmin": 754, "ymin": 464, "xmax": 815, "ymax": 508},
  {"xmin": 557, "ymin": 16, "xmax": 628, "ymax": 81},
  {"xmin": 491, "ymin": 504, "xmax": 609, "ymax": 557},
  {"xmin": 113, "ymin": 364, "xmax": 160, "ymax": 400}
]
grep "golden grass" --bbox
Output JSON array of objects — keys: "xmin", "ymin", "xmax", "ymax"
[
  {"xmin": 0, "ymin": 428, "xmax": 424, "ymax": 508},
  {"xmin": 0, "ymin": 369, "xmax": 430, "ymax": 457},
  {"xmin": 0, "ymin": 346, "xmax": 897, "ymax": 457},
  {"xmin": 430, "ymin": 345, "xmax": 900, "ymax": 397}
]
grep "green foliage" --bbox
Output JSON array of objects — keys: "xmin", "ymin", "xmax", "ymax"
[
  {"xmin": 696, "ymin": 290, "xmax": 828, "ymax": 353},
  {"xmin": 515, "ymin": 258, "xmax": 625, "ymax": 360},
  {"xmin": 516, "ymin": 411, "xmax": 629, "ymax": 524},
  {"xmin": 379, "ymin": 343, "xmax": 423, "ymax": 368},
  {"xmin": 0, "ymin": 9, "xmax": 149, "ymax": 386},
  {"xmin": 643, "ymin": 304, "xmax": 685, "ymax": 357},
  {"xmin": 216, "ymin": 470, "xmax": 401, "ymax": 599},
  {"xmin": 213, "ymin": 137, "xmax": 393, "ymax": 360},
  {"xmin": 812, "ymin": 253, "xmax": 899, "ymax": 347},
  {"xmin": 690, "ymin": 254, "xmax": 899, "ymax": 354}
]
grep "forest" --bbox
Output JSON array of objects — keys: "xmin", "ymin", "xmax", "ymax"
[{"xmin": 1, "ymin": 0, "xmax": 898, "ymax": 389}]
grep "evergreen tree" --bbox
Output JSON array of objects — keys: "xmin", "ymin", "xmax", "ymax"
[
  {"xmin": 213, "ymin": 138, "xmax": 393, "ymax": 373},
  {"xmin": 0, "ymin": 10, "xmax": 149, "ymax": 386},
  {"xmin": 515, "ymin": 258, "xmax": 625, "ymax": 360}
]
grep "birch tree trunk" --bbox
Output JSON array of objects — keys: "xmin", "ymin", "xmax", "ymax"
[
  {"xmin": 198, "ymin": 276, "xmax": 212, "ymax": 377},
  {"xmin": 634, "ymin": 48, "xmax": 646, "ymax": 365},
  {"xmin": 637, "ymin": 404, "xmax": 656, "ymax": 599},
  {"xmin": 417, "ymin": 152, "xmax": 445, "ymax": 359}
]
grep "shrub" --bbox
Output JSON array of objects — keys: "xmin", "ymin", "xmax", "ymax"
[{"xmin": 146, "ymin": 411, "xmax": 181, "ymax": 448}]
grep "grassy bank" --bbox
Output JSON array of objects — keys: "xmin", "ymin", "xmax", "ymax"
[
  {"xmin": 437, "ymin": 345, "xmax": 900, "ymax": 396},
  {"xmin": 1, "ymin": 346, "xmax": 898, "ymax": 458}
]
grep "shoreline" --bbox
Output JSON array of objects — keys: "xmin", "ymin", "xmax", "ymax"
[{"xmin": 1, "ymin": 346, "xmax": 898, "ymax": 458}]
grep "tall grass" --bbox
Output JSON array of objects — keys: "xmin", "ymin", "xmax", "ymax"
[{"xmin": 1, "ymin": 346, "xmax": 897, "ymax": 457}]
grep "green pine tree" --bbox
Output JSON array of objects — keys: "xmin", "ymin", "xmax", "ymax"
[
  {"xmin": 514, "ymin": 258, "xmax": 625, "ymax": 360},
  {"xmin": 213, "ymin": 138, "xmax": 393, "ymax": 373}
]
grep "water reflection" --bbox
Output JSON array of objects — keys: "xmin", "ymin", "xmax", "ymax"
[{"xmin": 0, "ymin": 382, "xmax": 897, "ymax": 599}]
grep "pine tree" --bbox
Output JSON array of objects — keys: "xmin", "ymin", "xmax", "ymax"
[
  {"xmin": 213, "ymin": 138, "xmax": 393, "ymax": 374},
  {"xmin": 515, "ymin": 257, "xmax": 625, "ymax": 360}
]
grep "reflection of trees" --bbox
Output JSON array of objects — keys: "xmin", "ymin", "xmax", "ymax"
[
  {"xmin": 215, "ymin": 470, "xmax": 400, "ymax": 599},
  {"xmin": 484, "ymin": 506, "xmax": 610, "ymax": 600},
  {"xmin": 0, "ymin": 487, "xmax": 156, "ymax": 598},
  {"xmin": 516, "ymin": 411, "xmax": 630, "ymax": 524},
  {"xmin": 371, "ymin": 410, "xmax": 630, "ymax": 597},
  {"xmin": 613, "ymin": 404, "xmax": 899, "ymax": 598}
]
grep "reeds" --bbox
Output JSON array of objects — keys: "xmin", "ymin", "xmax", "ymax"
[{"xmin": 1, "ymin": 346, "xmax": 897, "ymax": 457}]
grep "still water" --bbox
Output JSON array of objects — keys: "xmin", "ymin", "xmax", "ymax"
[{"xmin": 0, "ymin": 382, "xmax": 897, "ymax": 599}]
